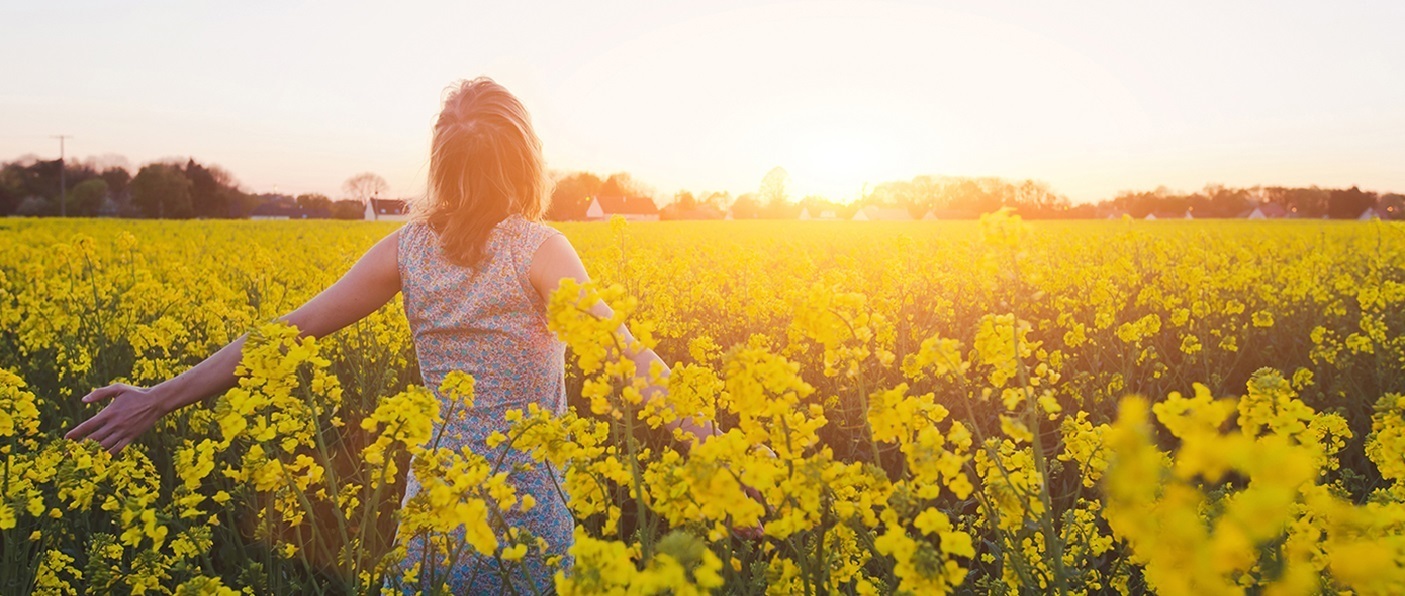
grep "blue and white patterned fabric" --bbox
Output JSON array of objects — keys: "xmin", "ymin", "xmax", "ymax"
[{"xmin": 393, "ymin": 213, "xmax": 572, "ymax": 594}]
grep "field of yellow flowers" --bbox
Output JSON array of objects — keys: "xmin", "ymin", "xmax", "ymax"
[{"xmin": 2, "ymin": 213, "xmax": 1403, "ymax": 595}]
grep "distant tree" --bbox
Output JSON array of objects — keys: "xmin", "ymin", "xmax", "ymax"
[
  {"xmin": 0, "ymin": 156, "xmax": 120, "ymax": 216},
  {"xmin": 909, "ymin": 176, "xmax": 945, "ymax": 209},
  {"xmin": 797, "ymin": 194, "xmax": 845, "ymax": 218},
  {"xmin": 184, "ymin": 159, "xmax": 228, "ymax": 217},
  {"xmin": 0, "ymin": 162, "xmax": 26, "ymax": 214},
  {"xmin": 659, "ymin": 190, "xmax": 727, "ymax": 220},
  {"xmin": 599, "ymin": 172, "xmax": 653, "ymax": 201},
  {"xmin": 1327, "ymin": 186, "xmax": 1375, "ymax": 219},
  {"xmin": 343, "ymin": 172, "xmax": 389, "ymax": 205},
  {"xmin": 1065, "ymin": 203, "xmax": 1098, "ymax": 219},
  {"xmin": 80, "ymin": 153, "xmax": 132, "ymax": 173},
  {"xmin": 700, "ymin": 191, "xmax": 732, "ymax": 210},
  {"xmin": 296, "ymin": 193, "xmax": 334, "ymax": 213},
  {"xmin": 548, "ymin": 171, "xmax": 604, "ymax": 220},
  {"xmin": 867, "ymin": 180, "xmax": 907, "ymax": 207},
  {"xmin": 673, "ymin": 190, "xmax": 698, "ymax": 211},
  {"xmin": 1204, "ymin": 184, "xmax": 1251, "ymax": 217},
  {"xmin": 943, "ymin": 178, "xmax": 1005, "ymax": 214},
  {"xmin": 730, "ymin": 193, "xmax": 761, "ymax": 219},
  {"xmin": 597, "ymin": 174, "xmax": 628, "ymax": 198},
  {"xmin": 10, "ymin": 159, "xmax": 63, "ymax": 208},
  {"xmin": 758, "ymin": 167, "xmax": 791, "ymax": 218},
  {"xmin": 332, "ymin": 199, "xmax": 366, "ymax": 219},
  {"xmin": 100, "ymin": 166, "xmax": 132, "ymax": 210},
  {"xmin": 67, "ymin": 178, "xmax": 109, "ymax": 216},
  {"xmin": 1270, "ymin": 186, "xmax": 1330, "ymax": 218},
  {"xmin": 1012, "ymin": 180, "xmax": 1069, "ymax": 217},
  {"xmin": 131, "ymin": 163, "xmax": 194, "ymax": 218},
  {"xmin": 224, "ymin": 190, "xmax": 260, "ymax": 219}
]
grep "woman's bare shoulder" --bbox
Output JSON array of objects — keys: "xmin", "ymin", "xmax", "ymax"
[{"xmin": 526, "ymin": 234, "xmax": 588, "ymax": 305}]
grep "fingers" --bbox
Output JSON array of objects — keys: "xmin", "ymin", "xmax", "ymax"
[
  {"xmin": 67, "ymin": 419, "xmax": 131, "ymax": 457},
  {"xmin": 103, "ymin": 435, "xmax": 131, "ymax": 457},
  {"xmin": 64, "ymin": 410, "xmax": 107, "ymax": 440},
  {"xmin": 87, "ymin": 424, "xmax": 117, "ymax": 447},
  {"xmin": 82, "ymin": 384, "xmax": 129, "ymax": 404}
]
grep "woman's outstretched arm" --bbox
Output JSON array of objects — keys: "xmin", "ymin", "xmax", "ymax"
[
  {"xmin": 65, "ymin": 228, "xmax": 405, "ymax": 455},
  {"xmin": 528, "ymin": 234, "xmax": 717, "ymax": 444},
  {"xmin": 531, "ymin": 234, "xmax": 769, "ymax": 538}
]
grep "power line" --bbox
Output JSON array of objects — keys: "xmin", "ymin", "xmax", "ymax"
[{"xmin": 51, "ymin": 135, "xmax": 71, "ymax": 217}]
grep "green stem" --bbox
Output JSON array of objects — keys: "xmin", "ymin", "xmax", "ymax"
[{"xmin": 1008, "ymin": 253, "xmax": 1069, "ymax": 596}]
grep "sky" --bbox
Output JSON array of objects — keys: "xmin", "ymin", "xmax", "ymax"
[{"xmin": 2, "ymin": 0, "xmax": 1402, "ymax": 204}]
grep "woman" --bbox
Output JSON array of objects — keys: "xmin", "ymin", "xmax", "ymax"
[{"xmin": 65, "ymin": 77, "xmax": 715, "ymax": 593}]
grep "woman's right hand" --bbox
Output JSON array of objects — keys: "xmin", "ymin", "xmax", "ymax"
[{"xmin": 64, "ymin": 383, "xmax": 170, "ymax": 456}]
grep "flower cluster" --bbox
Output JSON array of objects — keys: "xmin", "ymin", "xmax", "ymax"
[{"xmin": 3, "ymin": 214, "xmax": 1403, "ymax": 594}]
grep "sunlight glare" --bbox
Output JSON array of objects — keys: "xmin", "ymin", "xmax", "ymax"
[{"xmin": 788, "ymin": 130, "xmax": 899, "ymax": 203}]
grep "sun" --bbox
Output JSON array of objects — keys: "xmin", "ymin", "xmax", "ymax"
[{"xmin": 786, "ymin": 130, "xmax": 897, "ymax": 203}]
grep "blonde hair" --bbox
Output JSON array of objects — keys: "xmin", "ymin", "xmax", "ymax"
[{"xmin": 413, "ymin": 77, "xmax": 550, "ymax": 268}]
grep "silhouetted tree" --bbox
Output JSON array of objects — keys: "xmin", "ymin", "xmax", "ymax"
[
  {"xmin": 598, "ymin": 172, "xmax": 652, "ymax": 202},
  {"xmin": 673, "ymin": 190, "xmax": 698, "ymax": 211},
  {"xmin": 700, "ymin": 191, "xmax": 731, "ymax": 210},
  {"xmin": 548, "ymin": 171, "xmax": 604, "ymax": 220},
  {"xmin": 67, "ymin": 178, "xmax": 108, "ymax": 216},
  {"xmin": 343, "ymin": 172, "xmax": 389, "ymax": 206},
  {"xmin": 131, "ymin": 163, "xmax": 193, "ymax": 218},
  {"xmin": 1203, "ymin": 184, "xmax": 1251, "ymax": 217},
  {"xmin": 1328, "ymin": 186, "xmax": 1376, "ymax": 219},
  {"xmin": 99, "ymin": 166, "xmax": 132, "ymax": 212},
  {"xmin": 758, "ymin": 167, "xmax": 792, "ymax": 218},
  {"xmin": 332, "ymin": 200, "xmax": 366, "ymax": 219},
  {"xmin": 1259, "ymin": 186, "xmax": 1324, "ymax": 218},
  {"xmin": 730, "ymin": 193, "xmax": 761, "ymax": 219},
  {"xmin": 183, "ymin": 160, "xmax": 224, "ymax": 217},
  {"xmin": 1012, "ymin": 180, "xmax": 1070, "ymax": 217},
  {"xmin": 296, "ymin": 193, "xmax": 334, "ymax": 214}
]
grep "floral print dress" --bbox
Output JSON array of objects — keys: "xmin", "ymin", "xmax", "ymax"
[{"xmin": 394, "ymin": 213, "xmax": 572, "ymax": 594}]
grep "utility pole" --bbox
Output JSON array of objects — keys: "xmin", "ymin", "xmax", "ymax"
[{"xmin": 52, "ymin": 134, "xmax": 72, "ymax": 217}]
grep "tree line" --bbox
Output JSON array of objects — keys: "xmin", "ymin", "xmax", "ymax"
[
  {"xmin": 3, "ymin": 153, "xmax": 1399, "ymax": 220},
  {"xmin": 542, "ymin": 168, "xmax": 1079, "ymax": 220},
  {"xmin": 0, "ymin": 156, "xmax": 387, "ymax": 219},
  {"xmin": 1100, "ymin": 184, "xmax": 1396, "ymax": 219}
]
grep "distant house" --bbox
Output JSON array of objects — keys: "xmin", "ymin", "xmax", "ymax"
[
  {"xmin": 365, "ymin": 198, "xmax": 410, "ymax": 221},
  {"xmin": 585, "ymin": 195, "xmax": 659, "ymax": 221},
  {"xmin": 1102, "ymin": 209, "xmax": 1131, "ymax": 220},
  {"xmin": 1358, "ymin": 207, "xmax": 1381, "ymax": 221},
  {"xmin": 1146, "ymin": 210, "xmax": 1193, "ymax": 220},
  {"xmin": 798, "ymin": 207, "xmax": 838, "ymax": 220},
  {"xmin": 1239, "ymin": 203, "xmax": 1288, "ymax": 219},
  {"xmin": 852, "ymin": 206, "xmax": 913, "ymax": 221},
  {"xmin": 96, "ymin": 196, "xmax": 121, "ymax": 218},
  {"xmin": 252, "ymin": 201, "xmax": 330, "ymax": 220}
]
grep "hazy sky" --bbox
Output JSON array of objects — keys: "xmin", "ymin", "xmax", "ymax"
[{"xmin": 2, "ymin": 0, "xmax": 1402, "ymax": 204}]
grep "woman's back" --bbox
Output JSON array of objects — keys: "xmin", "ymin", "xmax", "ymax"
[
  {"xmin": 398, "ymin": 213, "xmax": 567, "ymax": 415},
  {"xmin": 395, "ymin": 213, "xmax": 572, "ymax": 593}
]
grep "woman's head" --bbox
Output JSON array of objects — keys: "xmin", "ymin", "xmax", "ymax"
[{"xmin": 416, "ymin": 77, "xmax": 550, "ymax": 268}]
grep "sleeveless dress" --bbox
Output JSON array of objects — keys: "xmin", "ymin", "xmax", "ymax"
[{"xmin": 394, "ymin": 213, "xmax": 573, "ymax": 594}]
